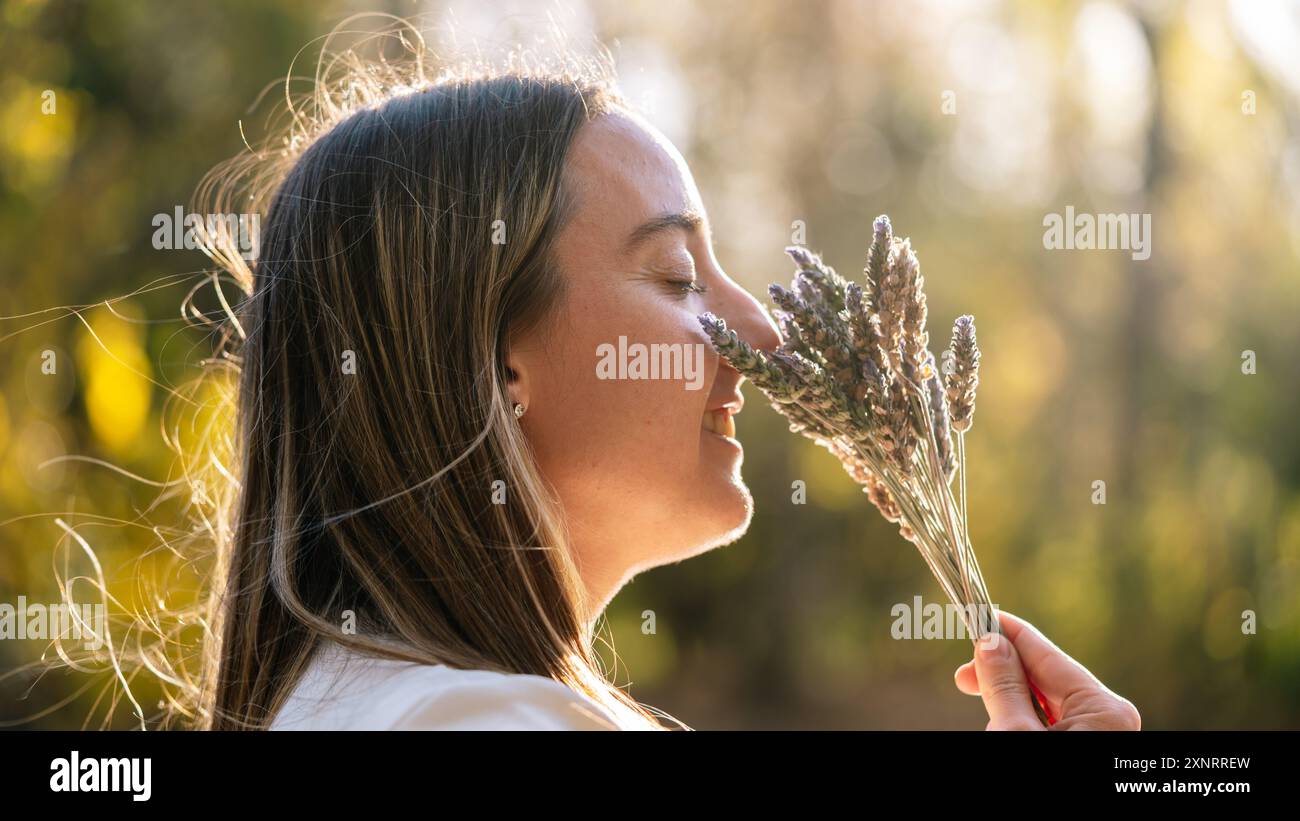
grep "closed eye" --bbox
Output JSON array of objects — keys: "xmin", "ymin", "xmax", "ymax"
[{"xmin": 668, "ymin": 278, "xmax": 709, "ymax": 295}]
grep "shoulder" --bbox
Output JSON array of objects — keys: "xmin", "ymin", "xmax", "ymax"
[
  {"xmin": 391, "ymin": 668, "xmax": 621, "ymax": 731},
  {"xmin": 270, "ymin": 641, "xmax": 621, "ymax": 731}
]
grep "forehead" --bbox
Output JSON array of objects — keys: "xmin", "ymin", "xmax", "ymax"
[{"xmin": 561, "ymin": 109, "xmax": 702, "ymax": 249}]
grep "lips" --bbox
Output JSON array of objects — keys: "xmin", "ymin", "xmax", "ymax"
[{"xmin": 702, "ymin": 407, "xmax": 736, "ymax": 438}]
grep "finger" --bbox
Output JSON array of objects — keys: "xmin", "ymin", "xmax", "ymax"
[
  {"xmin": 973, "ymin": 630, "xmax": 1043, "ymax": 730},
  {"xmin": 953, "ymin": 661, "xmax": 979, "ymax": 696},
  {"xmin": 994, "ymin": 611, "xmax": 1103, "ymax": 716}
]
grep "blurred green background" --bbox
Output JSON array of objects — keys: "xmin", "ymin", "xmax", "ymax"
[{"xmin": 2, "ymin": 0, "xmax": 1298, "ymax": 729}]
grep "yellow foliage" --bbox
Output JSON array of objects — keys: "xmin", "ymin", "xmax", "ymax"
[{"xmin": 76, "ymin": 309, "xmax": 152, "ymax": 455}]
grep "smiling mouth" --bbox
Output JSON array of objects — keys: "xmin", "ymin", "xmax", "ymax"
[{"xmin": 702, "ymin": 408, "xmax": 736, "ymax": 439}]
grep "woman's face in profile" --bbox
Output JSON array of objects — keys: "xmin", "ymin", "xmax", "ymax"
[{"xmin": 508, "ymin": 108, "xmax": 781, "ymax": 609}]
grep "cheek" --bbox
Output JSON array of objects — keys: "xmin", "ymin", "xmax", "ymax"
[{"xmin": 529, "ymin": 295, "xmax": 714, "ymax": 501}]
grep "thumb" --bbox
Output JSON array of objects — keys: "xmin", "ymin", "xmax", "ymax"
[{"xmin": 973, "ymin": 631, "xmax": 1042, "ymax": 730}]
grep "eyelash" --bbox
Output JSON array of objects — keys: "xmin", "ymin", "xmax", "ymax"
[{"xmin": 668, "ymin": 278, "xmax": 708, "ymax": 295}]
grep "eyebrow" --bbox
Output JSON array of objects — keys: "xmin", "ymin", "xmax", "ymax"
[{"xmin": 621, "ymin": 209, "xmax": 707, "ymax": 256}]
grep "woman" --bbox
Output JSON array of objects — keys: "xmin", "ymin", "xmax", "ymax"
[{"xmin": 184, "ymin": 32, "xmax": 1140, "ymax": 731}]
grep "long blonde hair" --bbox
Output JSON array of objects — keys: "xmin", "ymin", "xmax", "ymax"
[{"xmin": 93, "ymin": 20, "xmax": 678, "ymax": 730}]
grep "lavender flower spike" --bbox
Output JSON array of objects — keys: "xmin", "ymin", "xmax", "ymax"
[{"xmin": 945, "ymin": 314, "xmax": 981, "ymax": 433}]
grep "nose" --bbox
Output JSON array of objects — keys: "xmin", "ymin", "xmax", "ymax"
[{"xmin": 711, "ymin": 274, "xmax": 782, "ymax": 354}]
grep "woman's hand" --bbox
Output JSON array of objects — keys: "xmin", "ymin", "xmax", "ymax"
[{"xmin": 953, "ymin": 610, "xmax": 1141, "ymax": 730}]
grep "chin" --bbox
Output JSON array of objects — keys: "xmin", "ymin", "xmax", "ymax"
[
  {"xmin": 632, "ymin": 462, "xmax": 756, "ymax": 573},
  {"xmin": 678, "ymin": 474, "xmax": 755, "ymax": 561}
]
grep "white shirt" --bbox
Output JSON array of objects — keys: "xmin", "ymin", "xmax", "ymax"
[{"xmin": 270, "ymin": 640, "xmax": 621, "ymax": 731}]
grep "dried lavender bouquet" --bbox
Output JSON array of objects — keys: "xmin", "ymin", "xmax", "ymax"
[{"xmin": 698, "ymin": 215, "xmax": 1051, "ymax": 725}]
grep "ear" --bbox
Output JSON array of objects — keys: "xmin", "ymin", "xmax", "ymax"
[{"xmin": 504, "ymin": 345, "xmax": 531, "ymax": 413}]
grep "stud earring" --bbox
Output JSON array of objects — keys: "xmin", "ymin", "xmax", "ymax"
[{"xmin": 513, "ymin": 402, "xmax": 526, "ymax": 418}]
